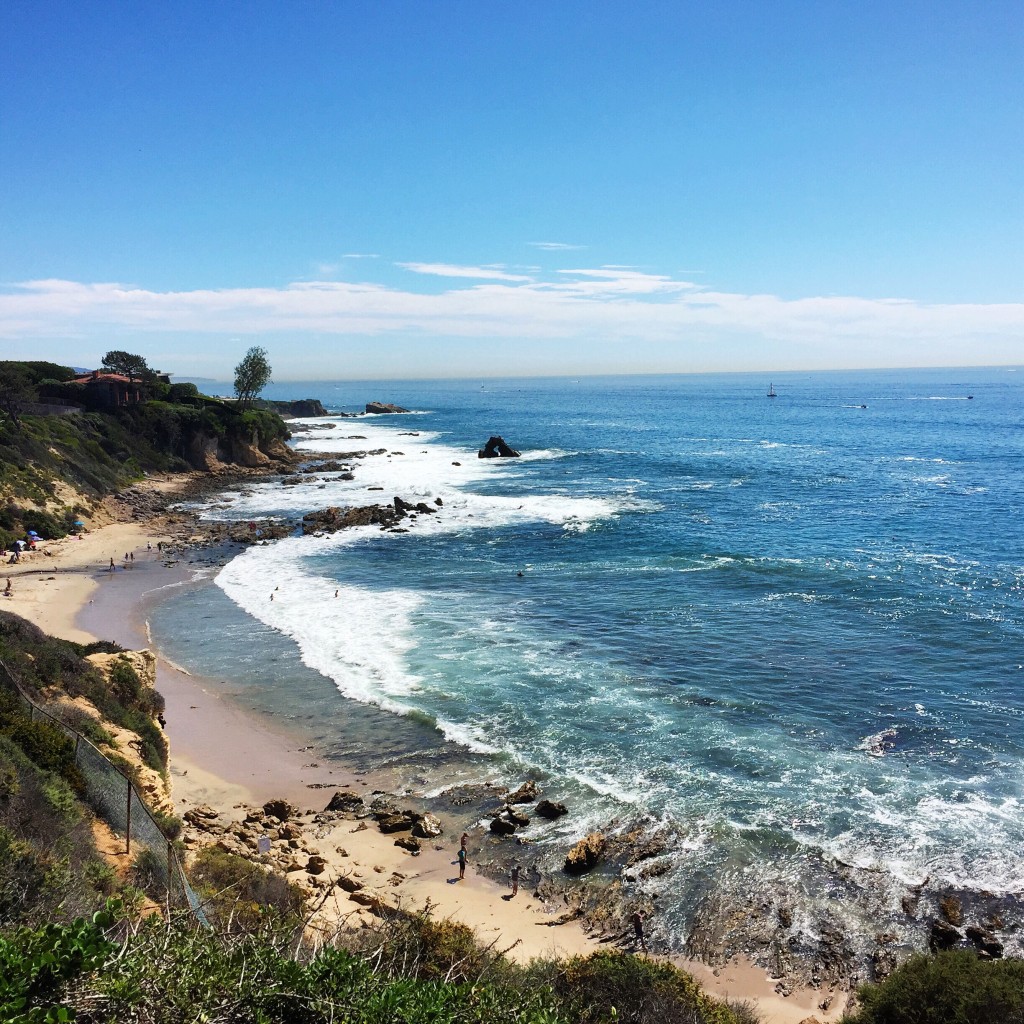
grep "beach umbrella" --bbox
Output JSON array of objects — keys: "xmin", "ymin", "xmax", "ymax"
[
  {"xmin": 27, "ymin": 530, "xmax": 39, "ymax": 536},
  {"xmin": 73, "ymin": 519, "xmax": 85, "ymax": 526}
]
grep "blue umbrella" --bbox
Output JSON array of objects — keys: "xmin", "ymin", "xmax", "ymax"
[
  {"xmin": 73, "ymin": 519, "xmax": 85, "ymax": 526},
  {"xmin": 27, "ymin": 530, "xmax": 39, "ymax": 536}
]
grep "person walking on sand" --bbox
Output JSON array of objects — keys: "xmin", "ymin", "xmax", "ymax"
[
  {"xmin": 631, "ymin": 910, "xmax": 646, "ymax": 951},
  {"xmin": 4, "ymin": 579, "xmax": 11, "ymax": 596},
  {"xmin": 510, "ymin": 863, "xmax": 520, "ymax": 897},
  {"xmin": 457, "ymin": 845, "xmax": 466, "ymax": 880},
  {"xmin": 109, "ymin": 558, "xmax": 115, "ymax": 572},
  {"xmin": 461, "ymin": 832, "xmax": 468, "ymax": 852}
]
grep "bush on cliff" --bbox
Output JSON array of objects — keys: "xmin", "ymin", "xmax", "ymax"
[{"xmin": 846, "ymin": 949, "xmax": 1024, "ymax": 1023}]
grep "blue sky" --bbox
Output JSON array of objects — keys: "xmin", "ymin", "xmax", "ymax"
[{"xmin": 1, "ymin": 1, "xmax": 1021, "ymax": 379}]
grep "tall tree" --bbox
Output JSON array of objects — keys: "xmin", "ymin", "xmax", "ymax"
[
  {"xmin": 101, "ymin": 350, "xmax": 150, "ymax": 383},
  {"xmin": 233, "ymin": 347, "xmax": 272, "ymax": 408},
  {"xmin": 0, "ymin": 365, "xmax": 34, "ymax": 428}
]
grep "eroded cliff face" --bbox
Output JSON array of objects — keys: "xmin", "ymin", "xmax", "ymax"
[{"xmin": 184, "ymin": 430, "xmax": 293, "ymax": 472}]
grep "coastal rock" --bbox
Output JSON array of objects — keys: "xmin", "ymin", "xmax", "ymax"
[
  {"xmin": 939, "ymin": 893, "xmax": 963, "ymax": 925},
  {"xmin": 564, "ymin": 832, "xmax": 606, "ymax": 875},
  {"xmin": 508, "ymin": 780, "xmax": 540, "ymax": 804},
  {"xmin": 412, "ymin": 813, "xmax": 444, "ymax": 839},
  {"xmin": 966, "ymin": 925, "xmax": 1004, "ymax": 958},
  {"xmin": 929, "ymin": 919, "xmax": 962, "ymax": 951},
  {"xmin": 505, "ymin": 808, "xmax": 531, "ymax": 827},
  {"xmin": 337, "ymin": 875, "xmax": 364, "ymax": 893},
  {"xmin": 262, "ymin": 799, "xmax": 296, "ymax": 821},
  {"xmin": 378, "ymin": 813, "xmax": 415, "ymax": 834},
  {"xmin": 306, "ymin": 855, "xmax": 327, "ymax": 875},
  {"xmin": 369, "ymin": 796, "xmax": 400, "ymax": 817},
  {"xmin": 490, "ymin": 815, "xmax": 518, "ymax": 836},
  {"xmin": 395, "ymin": 836, "xmax": 421, "ymax": 853},
  {"xmin": 536, "ymin": 799, "xmax": 568, "ymax": 820},
  {"xmin": 478, "ymin": 435, "xmax": 521, "ymax": 459},
  {"xmin": 365, "ymin": 402, "xmax": 409, "ymax": 414},
  {"xmin": 325, "ymin": 791, "xmax": 365, "ymax": 813}
]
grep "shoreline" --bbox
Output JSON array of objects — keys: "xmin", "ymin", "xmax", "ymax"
[{"xmin": 0, "ymin": 475, "xmax": 850, "ymax": 1022}]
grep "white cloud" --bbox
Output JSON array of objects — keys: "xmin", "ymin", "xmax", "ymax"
[
  {"xmin": 397, "ymin": 262, "xmax": 534, "ymax": 282},
  {"xmin": 1, "ymin": 270, "xmax": 1021, "ymax": 375},
  {"xmin": 341, "ymin": 253, "xmax": 380, "ymax": 259},
  {"xmin": 529, "ymin": 241, "xmax": 586, "ymax": 251}
]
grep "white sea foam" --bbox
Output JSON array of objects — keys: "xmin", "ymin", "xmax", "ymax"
[{"xmin": 211, "ymin": 416, "xmax": 635, "ymax": 735}]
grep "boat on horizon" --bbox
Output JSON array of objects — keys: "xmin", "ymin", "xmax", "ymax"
[{"xmin": 767, "ymin": 383, "xmax": 777, "ymax": 398}]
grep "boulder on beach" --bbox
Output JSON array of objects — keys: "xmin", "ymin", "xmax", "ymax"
[
  {"xmin": 378, "ymin": 813, "xmax": 415, "ymax": 834},
  {"xmin": 490, "ymin": 815, "xmax": 518, "ymax": 836},
  {"xmin": 564, "ymin": 832, "xmax": 606, "ymax": 875},
  {"xmin": 366, "ymin": 402, "xmax": 409, "ymax": 414},
  {"xmin": 478, "ymin": 436, "xmax": 521, "ymax": 459},
  {"xmin": 325, "ymin": 791, "xmax": 365, "ymax": 814},
  {"xmin": 262, "ymin": 798, "xmax": 296, "ymax": 821},
  {"xmin": 412, "ymin": 813, "xmax": 444, "ymax": 839}
]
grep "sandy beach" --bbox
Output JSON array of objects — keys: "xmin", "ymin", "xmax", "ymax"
[{"xmin": 0, "ymin": 493, "xmax": 847, "ymax": 1023}]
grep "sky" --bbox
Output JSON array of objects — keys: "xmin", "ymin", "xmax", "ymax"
[{"xmin": 1, "ymin": 1, "xmax": 1021, "ymax": 380}]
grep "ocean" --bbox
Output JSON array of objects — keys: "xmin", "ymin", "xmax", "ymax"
[{"xmin": 149, "ymin": 367, "xmax": 1024, "ymax": 954}]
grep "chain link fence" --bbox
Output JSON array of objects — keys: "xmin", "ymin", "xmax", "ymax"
[{"xmin": 0, "ymin": 660, "xmax": 209, "ymax": 926}]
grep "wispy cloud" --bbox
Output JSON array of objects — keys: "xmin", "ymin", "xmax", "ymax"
[
  {"xmin": 341, "ymin": 253, "xmax": 380, "ymax": 259},
  {"xmin": 397, "ymin": 262, "xmax": 534, "ymax": 282},
  {"xmin": 2, "ymin": 270, "xmax": 1021, "ymax": 374},
  {"xmin": 528, "ymin": 241, "xmax": 586, "ymax": 251}
]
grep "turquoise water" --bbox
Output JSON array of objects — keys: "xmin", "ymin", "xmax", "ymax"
[{"xmin": 152, "ymin": 367, "xmax": 1024, "ymax": 946}]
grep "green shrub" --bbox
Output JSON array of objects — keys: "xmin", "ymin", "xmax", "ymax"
[
  {"xmin": 848, "ymin": 950, "xmax": 1024, "ymax": 1024},
  {"xmin": 544, "ymin": 950, "xmax": 743, "ymax": 1024},
  {"xmin": 190, "ymin": 847, "xmax": 305, "ymax": 930},
  {"xmin": 18, "ymin": 508, "xmax": 67, "ymax": 541}
]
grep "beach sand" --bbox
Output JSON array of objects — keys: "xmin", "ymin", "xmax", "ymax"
[{"xmin": 0, "ymin": 501, "xmax": 848, "ymax": 1022}]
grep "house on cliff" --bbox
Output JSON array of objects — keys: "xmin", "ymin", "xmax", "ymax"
[{"xmin": 71, "ymin": 370, "xmax": 143, "ymax": 410}]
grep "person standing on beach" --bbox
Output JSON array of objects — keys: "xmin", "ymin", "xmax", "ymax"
[
  {"xmin": 457, "ymin": 845, "xmax": 466, "ymax": 880},
  {"xmin": 510, "ymin": 864, "xmax": 520, "ymax": 897},
  {"xmin": 631, "ymin": 910, "xmax": 646, "ymax": 951},
  {"xmin": 461, "ymin": 832, "xmax": 468, "ymax": 852}
]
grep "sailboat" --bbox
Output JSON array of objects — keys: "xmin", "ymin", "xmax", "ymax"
[{"xmin": 767, "ymin": 383, "xmax": 777, "ymax": 398}]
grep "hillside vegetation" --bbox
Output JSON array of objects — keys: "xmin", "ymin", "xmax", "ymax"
[{"xmin": 0, "ymin": 359, "xmax": 290, "ymax": 548}]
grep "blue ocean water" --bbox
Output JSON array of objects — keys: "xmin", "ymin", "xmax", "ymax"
[{"xmin": 152, "ymin": 367, "xmax": 1024, "ymax": 944}]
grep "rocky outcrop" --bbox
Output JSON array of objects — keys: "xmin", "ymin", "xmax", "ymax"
[
  {"xmin": 264, "ymin": 399, "xmax": 328, "ymax": 418},
  {"xmin": 263, "ymin": 799, "xmax": 297, "ymax": 821},
  {"xmin": 302, "ymin": 497, "xmax": 440, "ymax": 536},
  {"xmin": 564, "ymin": 832, "xmax": 606, "ymax": 875},
  {"xmin": 478, "ymin": 436, "xmax": 521, "ymax": 458},
  {"xmin": 365, "ymin": 402, "xmax": 409, "ymax": 415},
  {"xmin": 507, "ymin": 780, "xmax": 540, "ymax": 804},
  {"xmin": 536, "ymin": 799, "xmax": 568, "ymax": 820},
  {"xmin": 412, "ymin": 813, "xmax": 444, "ymax": 839}
]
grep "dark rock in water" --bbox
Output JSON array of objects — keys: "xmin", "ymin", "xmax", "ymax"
[
  {"xmin": 564, "ymin": 832, "xmax": 605, "ymax": 875},
  {"xmin": 366, "ymin": 402, "xmax": 409, "ymax": 414},
  {"xmin": 412, "ymin": 813, "xmax": 444, "ymax": 839},
  {"xmin": 508, "ymin": 780, "xmax": 540, "ymax": 804},
  {"xmin": 378, "ymin": 813, "xmax": 415, "ymax": 834},
  {"xmin": 490, "ymin": 815, "xmax": 518, "ymax": 836},
  {"xmin": 536, "ymin": 799, "xmax": 568, "ymax": 820},
  {"xmin": 939, "ymin": 893, "xmax": 963, "ymax": 925},
  {"xmin": 262, "ymin": 799, "xmax": 296, "ymax": 821},
  {"xmin": 395, "ymin": 835, "xmax": 421, "ymax": 853},
  {"xmin": 505, "ymin": 808, "xmax": 531, "ymax": 827},
  {"xmin": 929, "ymin": 919, "xmax": 962, "ymax": 951},
  {"xmin": 434, "ymin": 497, "xmax": 443, "ymax": 506},
  {"xmin": 478, "ymin": 435, "xmax": 521, "ymax": 459},
  {"xmin": 325, "ymin": 791, "xmax": 365, "ymax": 813},
  {"xmin": 966, "ymin": 925, "xmax": 1004, "ymax": 958}
]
